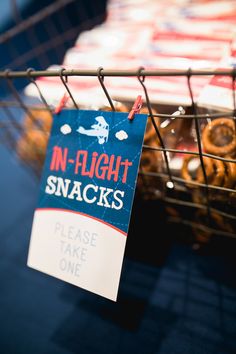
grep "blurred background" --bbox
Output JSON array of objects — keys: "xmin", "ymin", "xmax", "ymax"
[{"xmin": 0, "ymin": 1, "xmax": 236, "ymax": 353}]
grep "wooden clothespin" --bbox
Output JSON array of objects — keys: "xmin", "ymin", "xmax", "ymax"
[
  {"xmin": 128, "ymin": 95, "xmax": 143, "ymax": 120},
  {"xmin": 54, "ymin": 93, "xmax": 70, "ymax": 114}
]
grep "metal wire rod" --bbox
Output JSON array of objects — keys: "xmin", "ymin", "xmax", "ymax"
[
  {"xmin": 187, "ymin": 70, "xmax": 212, "ymax": 225},
  {"xmin": 59, "ymin": 68, "xmax": 79, "ymax": 109},
  {"xmin": 0, "ymin": 68, "xmax": 235, "ymax": 79},
  {"xmin": 97, "ymin": 67, "xmax": 115, "ymax": 111},
  {"xmin": 138, "ymin": 67, "xmax": 174, "ymax": 185},
  {"xmin": 142, "ymin": 145, "xmax": 236, "ymax": 163},
  {"xmin": 168, "ymin": 217, "xmax": 236, "ymax": 239},
  {"xmin": 3, "ymin": 26, "xmax": 80, "ymax": 70},
  {"xmin": 0, "ymin": 98, "xmax": 23, "ymax": 134},
  {"xmin": 0, "ymin": 120, "xmax": 17, "ymax": 149},
  {"xmin": 0, "ymin": 100, "xmax": 234, "ymax": 120},
  {"xmin": 163, "ymin": 196, "xmax": 236, "ymax": 221},
  {"xmin": 26, "ymin": 68, "xmax": 52, "ymax": 113},
  {"xmin": 0, "ymin": 0, "xmax": 76, "ymax": 44},
  {"xmin": 0, "ymin": 101, "xmax": 52, "ymax": 109},
  {"xmin": 154, "ymin": 112, "xmax": 234, "ymax": 119},
  {"xmin": 139, "ymin": 170, "xmax": 236, "ymax": 194}
]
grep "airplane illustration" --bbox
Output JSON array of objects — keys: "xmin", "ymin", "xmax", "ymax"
[{"xmin": 77, "ymin": 116, "xmax": 109, "ymax": 144}]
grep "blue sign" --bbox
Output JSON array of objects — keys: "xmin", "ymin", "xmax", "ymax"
[{"xmin": 28, "ymin": 109, "xmax": 148, "ymax": 301}]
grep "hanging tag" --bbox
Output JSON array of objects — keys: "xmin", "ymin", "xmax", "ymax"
[
  {"xmin": 128, "ymin": 95, "xmax": 143, "ymax": 120},
  {"xmin": 27, "ymin": 109, "xmax": 148, "ymax": 301}
]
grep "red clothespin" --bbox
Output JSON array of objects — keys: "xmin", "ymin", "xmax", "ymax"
[
  {"xmin": 54, "ymin": 93, "xmax": 70, "ymax": 114},
  {"xmin": 128, "ymin": 95, "xmax": 143, "ymax": 120}
]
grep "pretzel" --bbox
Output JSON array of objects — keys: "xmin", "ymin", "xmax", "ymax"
[
  {"xmin": 222, "ymin": 157, "xmax": 236, "ymax": 189},
  {"xmin": 196, "ymin": 157, "xmax": 225, "ymax": 186},
  {"xmin": 181, "ymin": 155, "xmax": 225, "ymax": 187},
  {"xmin": 202, "ymin": 118, "xmax": 236, "ymax": 156},
  {"xmin": 181, "ymin": 155, "xmax": 209, "ymax": 187}
]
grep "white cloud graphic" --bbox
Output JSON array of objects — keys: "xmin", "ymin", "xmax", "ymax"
[
  {"xmin": 60, "ymin": 124, "xmax": 72, "ymax": 135},
  {"xmin": 115, "ymin": 130, "xmax": 128, "ymax": 141}
]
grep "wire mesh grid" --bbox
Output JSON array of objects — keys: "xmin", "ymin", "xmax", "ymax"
[
  {"xmin": 0, "ymin": 1, "xmax": 235, "ymax": 246},
  {"xmin": 0, "ymin": 67, "xmax": 236, "ymax": 246}
]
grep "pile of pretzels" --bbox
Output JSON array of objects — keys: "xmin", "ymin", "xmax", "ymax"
[
  {"xmin": 181, "ymin": 118, "xmax": 236, "ymax": 189},
  {"xmin": 180, "ymin": 117, "xmax": 236, "ymax": 244}
]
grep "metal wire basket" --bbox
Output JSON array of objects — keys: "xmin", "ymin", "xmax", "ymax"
[{"xmin": 0, "ymin": 1, "xmax": 236, "ymax": 247}]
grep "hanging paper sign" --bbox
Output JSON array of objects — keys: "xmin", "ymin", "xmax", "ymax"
[{"xmin": 27, "ymin": 109, "xmax": 148, "ymax": 301}]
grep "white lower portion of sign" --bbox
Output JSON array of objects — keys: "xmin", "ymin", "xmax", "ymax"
[{"xmin": 27, "ymin": 208, "xmax": 127, "ymax": 301}]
